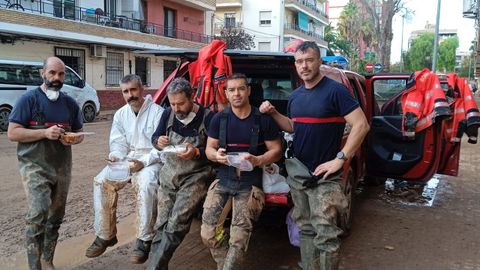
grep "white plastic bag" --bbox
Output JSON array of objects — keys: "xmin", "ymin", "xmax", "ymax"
[{"xmin": 262, "ymin": 163, "xmax": 290, "ymax": 193}]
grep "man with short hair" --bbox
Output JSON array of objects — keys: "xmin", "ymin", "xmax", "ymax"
[
  {"xmin": 147, "ymin": 77, "xmax": 215, "ymax": 270},
  {"xmin": 8, "ymin": 56, "xmax": 84, "ymax": 270},
  {"xmin": 85, "ymin": 74, "xmax": 164, "ymax": 264},
  {"xmin": 202, "ymin": 73, "xmax": 283, "ymax": 269},
  {"xmin": 261, "ymin": 41, "xmax": 370, "ymax": 269}
]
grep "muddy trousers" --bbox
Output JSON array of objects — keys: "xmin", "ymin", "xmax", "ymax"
[
  {"xmin": 22, "ymin": 169, "xmax": 71, "ymax": 270},
  {"xmin": 290, "ymin": 178, "xmax": 347, "ymax": 270},
  {"xmin": 147, "ymin": 177, "xmax": 208, "ymax": 270},
  {"xmin": 93, "ymin": 164, "xmax": 160, "ymax": 242},
  {"xmin": 201, "ymin": 180, "xmax": 265, "ymax": 270}
]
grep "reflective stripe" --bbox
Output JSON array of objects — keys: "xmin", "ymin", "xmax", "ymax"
[
  {"xmin": 292, "ymin": 117, "xmax": 345, "ymax": 123},
  {"xmin": 446, "ymin": 128, "xmax": 453, "ymax": 133},
  {"xmin": 425, "ymin": 91, "xmax": 433, "ymax": 99},
  {"xmin": 467, "ymin": 111, "xmax": 480, "ymax": 118},
  {"xmin": 465, "ymin": 95, "xmax": 473, "ymax": 101},
  {"xmin": 29, "ymin": 121, "xmax": 71, "ymax": 128},
  {"xmin": 452, "ymin": 137, "xmax": 461, "ymax": 142},
  {"xmin": 405, "ymin": 101, "xmax": 421, "ymax": 108},
  {"xmin": 227, "ymin": 142, "xmax": 265, "ymax": 147},
  {"xmin": 469, "ymin": 136, "xmax": 477, "ymax": 142},
  {"xmin": 434, "ymin": 101, "xmax": 449, "ymax": 108},
  {"xmin": 455, "ymin": 108, "xmax": 465, "ymax": 114},
  {"xmin": 403, "ymin": 131, "xmax": 415, "ymax": 137}
]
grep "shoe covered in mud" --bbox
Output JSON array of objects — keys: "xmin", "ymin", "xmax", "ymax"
[
  {"xmin": 129, "ymin": 239, "xmax": 152, "ymax": 264},
  {"xmin": 85, "ymin": 236, "xmax": 118, "ymax": 258}
]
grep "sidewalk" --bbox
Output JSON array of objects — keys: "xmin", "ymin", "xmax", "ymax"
[{"xmin": 94, "ymin": 109, "xmax": 117, "ymax": 122}]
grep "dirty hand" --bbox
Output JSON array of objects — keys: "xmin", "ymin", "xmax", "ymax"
[
  {"xmin": 215, "ymin": 148, "xmax": 228, "ymax": 165},
  {"xmin": 243, "ymin": 153, "xmax": 261, "ymax": 167},
  {"xmin": 128, "ymin": 159, "xmax": 144, "ymax": 173},
  {"xmin": 177, "ymin": 143, "xmax": 197, "ymax": 160},
  {"xmin": 157, "ymin": 136, "xmax": 169, "ymax": 149},
  {"xmin": 44, "ymin": 125, "xmax": 65, "ymax": 141},
  {"xmin": 313, "ymin": 158, "xmax": 344, "ymax": 180},
  {"xmin": 259, "ymin": 101, "xmax": 277, "ymax": 115}
]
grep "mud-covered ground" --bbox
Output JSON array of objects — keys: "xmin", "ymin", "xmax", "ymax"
[{"xmin": 1, "ymin": 110, "xmax": 479, "ymax": 270}]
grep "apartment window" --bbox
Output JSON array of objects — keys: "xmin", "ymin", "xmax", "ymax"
[
  {"xmin": 259, "ymin": 11, "xmax": 272, "ymax": 26},
  {"xmin": 106, "ymin": 52, "xmax": 124, "ymax": 86},
  {"xmin": 55, "ymin": 47, "xmax": 85, "ymax": 79},
  {"xmin": 164, "ymin": 8, "xmax": 176, "ymax": 38},
  {"xmin": 224, "ymin": 13, "xmax": 236, "ymax": 28},
  {"xmin": 104, "ymin": 0, "xmax": 117, "ymax": 19},
  {"xmin": 258, "ymin": 42, "xmax": 271, "ymax": 51},
  {"xmin": 163, "ymin": 60, "xmax": 177, "ymax": 81},
  {"xmin": 135, "ymin": 57, "xmax": 150, "ymax": 86}
]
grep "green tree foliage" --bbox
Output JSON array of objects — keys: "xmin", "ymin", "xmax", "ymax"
[
  {"xmin": 324, "ymin": 23, "xmax": 351, "ymax": 57},
  {"xmin": 216, "ymin": 27, "xmax": 255, "ymax": 50},
  {"xmin": 404, "ymin": 33, "xmax": 435, "ymax": 71},
  {"xmin": 437, "ymin": 36, "xmax": 459, "ymax": 73},
  {"xmin": 458, "ymin": 53, "xmax": 475, "ymax": 79},
  {"xmin": 404, "ymin": 33, "xmax": 459, "ymax": 72}
]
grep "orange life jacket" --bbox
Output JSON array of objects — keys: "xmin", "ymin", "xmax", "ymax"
[
  {"xmin": 444, "ymin": 73, "xmax": 480, "ymax": 143},
  {"xmin": 401, "ymin": 68, "xmax": 451, "ymax": 138},
  {"xmin": 188, "ymin": 40, "xmax": 232, "ymax": 110}
]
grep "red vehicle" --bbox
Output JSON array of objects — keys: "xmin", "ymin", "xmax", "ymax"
[{"xmin": 137, "ymin": 49, "xmax": 463, "ymax": 229}]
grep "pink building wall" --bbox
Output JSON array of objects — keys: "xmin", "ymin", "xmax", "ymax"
[{"xmin": 146, "ymin": 0, "xmax": 205, "ymax": 34}]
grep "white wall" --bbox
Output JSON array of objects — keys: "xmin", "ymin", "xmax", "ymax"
[
  {"xmin": 243, "ymin": 0, "xmax": 283, "ymax": 52},
  {"xmin": 0, "ymin": 39, "xmax": 170, "ymax": 91}
]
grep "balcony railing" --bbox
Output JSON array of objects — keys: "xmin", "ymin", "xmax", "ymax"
[
  {"xmin": 286, "ymin": 0, "xmax": 328, "ymax": 19},
  {"xmin": 214, "ymin": 22, "xmax": 243, "ymax": 30},
  {"xmin": 1, "ymin": 0, "xmax": 214, "ymax": 44},
  {"xmin": 284, "ymin": 23, "xmax": 324, "ymax": 41}
]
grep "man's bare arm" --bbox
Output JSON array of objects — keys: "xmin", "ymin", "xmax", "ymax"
[
  {"xmin": 7, "ymin": 122, "xmax": 64, "ymax": 143},
  {"xmin": 259, "ymin": 101, "xmax": 294, "ymax": 133}
]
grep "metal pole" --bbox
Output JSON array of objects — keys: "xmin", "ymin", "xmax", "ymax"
[
  {"xmin": 432, "ymin": 0, "xmax": 442, "ymax": 72},
  {"xmin": 469, "ymin": 55, "xmax": 473, "ymax": 80},
  {"xmin": 400, "ymin": 14, "xmax": 405, "ymax": 72}
]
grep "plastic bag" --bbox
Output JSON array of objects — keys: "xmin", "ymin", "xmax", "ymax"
[
  {"xmin": 105, "ymin": 161, "xmax": 131, "ymax": 183},
  {"xmin": 286, "ymin": 208, "xmax": 300, "ymax": 247},
  {"xmin": 262, "ymin": 163, "xmax": 290, "ymax": 193},
  {"xmin": 226, "ymin": 152, "xmax": 253, "ymax": 171}
]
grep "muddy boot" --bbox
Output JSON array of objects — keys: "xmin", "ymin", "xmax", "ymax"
[
  {"xmin": 85, "ymin": 236, "xmax": 118, "ymax": 258},
  {"xmin": 130, "ymin": 239, "xmax": 151, "ymax": 264},
  {"xmin": 209, "ymin": 246, "xmax": 228, "ymax": 270},
  {"xmin": 317, "ymin": 251, "xmax": 340, "ymax": 270},
  {"xmin": 42, "ymin": 240, "xmax": 57, "ymax": 270},
  {"xmin": 40, "ymin": 260, "xmax": 56, "ymax": 270},
  {"xmin": 299, "ymin": 233, "xmax": 320, "ymax": 270},
  {"xmin": 26, "ymin": 237, "xmax": 43, "ymax": 270},
  {"xmin": 146, "ymin": 231, "xmax": 183, "ymax": 270},
  {"xmin": 223, "ymin": 246, "xmax": 245, "ymax": 270}
]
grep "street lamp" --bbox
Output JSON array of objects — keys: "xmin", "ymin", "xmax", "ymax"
[
  {"xmin": 400, "ymin": 13, "xmax": 405, "ymax": 73},
  {"xmin": 432, "ymin": 0, "xmax": 442, "ymax": 72}
]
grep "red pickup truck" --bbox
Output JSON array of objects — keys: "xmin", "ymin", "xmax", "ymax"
[{"xmin": 138, "ymin": 49, "xmax": 462, "ymax": 230}]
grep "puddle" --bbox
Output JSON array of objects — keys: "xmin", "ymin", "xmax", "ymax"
[{"xmin": 380, "ymin": 175, "xmax": 441, "ymax": 207}]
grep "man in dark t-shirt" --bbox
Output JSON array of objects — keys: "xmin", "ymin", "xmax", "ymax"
[
  {"xmin": 8, "ymin": 57, "xmax": 83, "ymax": 270},
  {"xmin": 202, "ymin": 73, "xmax": 282, "ymax": 269},
  {"xmin": 261, "ymin": 42, "xmax": 370, "ymax": 269}
]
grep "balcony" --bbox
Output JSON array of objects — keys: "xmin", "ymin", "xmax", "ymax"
[
  {"xmin": 169, "ymin": 0, "xmax": 216, "ymax": 11},
  {"xmin": 285, "ymin": 0, "xmax": 328, "ymax": 25},
  {"xmin": 216, "ymin": 0, "xmax": 243, "ymax": 7},
  {"xmin": 284, "ymin": 23, "xmax": 327, "ymax": 48},
  {"xmin": 213, "ymin": 22, "xmax": 243, "ymax": 35},
  {"xmin": 0, "ymin": 0, "xmax": 214, "ymax": 44}
]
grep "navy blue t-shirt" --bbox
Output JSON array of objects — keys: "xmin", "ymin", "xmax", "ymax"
[
  {"xmin": 9, "ymin": 87, "xmax": 83, "ymax": 131},
  {"xmin": 209, "ymin": 106, "xmax": 281, "ymax": 186},
  {"xmin": 288, "ymin": 77, "xmax": 359, "ymax": 171},
  {"xmin": 151, "ymin": 106, "xmax": 213, "ymax": 159}
]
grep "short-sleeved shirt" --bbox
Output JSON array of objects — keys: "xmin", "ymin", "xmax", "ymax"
[
  {"xmin": 9, "ymin": 87, "xmax": 83, "ymax": 131},
  {"xmin": 208, "ymin": 106, "xmax": 281, "ymax": 187},
  {"xmin": 151, "ymin": 106, "xmax": 213, "ymax": 159},
  {"xmin": 288, "ymin": 77, "xmax": 359, "ymax": 171}
]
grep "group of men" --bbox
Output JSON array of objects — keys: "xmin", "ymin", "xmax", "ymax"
[{"xmin": 8, "ymin": 41, "xmax": 369, "ymax": 270}]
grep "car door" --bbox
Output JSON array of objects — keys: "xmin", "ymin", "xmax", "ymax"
[
  {"xmin": 364, "ymin": 75, "xmax": 459, "ymax": 182},
  {"xmin": 61, "ymin": 67, "xmax": 82, "ymax": 103}
]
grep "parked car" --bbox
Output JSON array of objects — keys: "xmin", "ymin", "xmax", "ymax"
[
  {"xmin": 0, "ymin": 59, "xmax": 100, "ymax": 131},
  {"xmin": 138, "ymin": 49, "xmax": 462, "ymax": 230}
]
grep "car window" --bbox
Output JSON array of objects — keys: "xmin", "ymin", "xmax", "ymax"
[
  {"xmin": 64, "ymin": 68, "xmax": 81, "ymax": 88},
  {"xmin": 0, "ymin": 64, "xmax": 42, "ymax": 85},
  {"xmin": 373, "ymin": 79, "xmax": 407, "ymax": 108},
  {"xmin": 250, "ymin": 77, "xmax": 293, "ymax": 101}
]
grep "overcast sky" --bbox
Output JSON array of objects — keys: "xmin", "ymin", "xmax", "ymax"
[{"xmin": 390, "ymin": 0, "xmax": 476, "ymax": 63}]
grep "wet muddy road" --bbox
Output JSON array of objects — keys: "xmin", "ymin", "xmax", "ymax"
[{"xmin": 0, "ymin": 118, "xmax": 479, "ymax": 270}]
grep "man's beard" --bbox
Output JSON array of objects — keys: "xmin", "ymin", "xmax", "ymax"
[{"xmin": 43, "ymin": 76, "xmax": 63, "ymax": 91}]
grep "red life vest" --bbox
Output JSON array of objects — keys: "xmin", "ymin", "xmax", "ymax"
[
  {"xmin": 400, "ymin": 68, "xmax": 451, "ymax": 138},
  {"xmin": 444, "ymin": 73, "xmax": 480, "ymax": 143},
  {"xmin": 188, "ymin": 40, "xmax": 232, "ymax": 110}
]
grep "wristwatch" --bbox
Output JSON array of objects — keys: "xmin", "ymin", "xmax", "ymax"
[{"xmin": 336, "ymin": 151, "xmax": 348, "ymax": 161}]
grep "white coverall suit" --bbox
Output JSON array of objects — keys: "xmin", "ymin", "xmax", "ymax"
[{"xmin": 93, "ymin": 95, "xmax": 164, "ymax": 242}]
